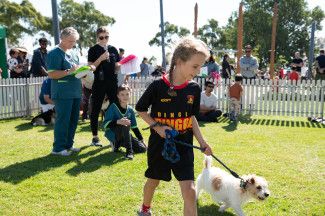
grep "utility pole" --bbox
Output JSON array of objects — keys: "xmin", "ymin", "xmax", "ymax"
[
  {"xmin": 194, "ymin": 3, "xmax": 198, "ymax": 38},
  {"xmin": 269, "ymin": 1, "xmax": 278, "ymax": 79},
  {"xmin": 308, "ymin": 21, "xmax": 316, "ymax": 79},
  {"xmin": 236, "ymin": 2, "xmax": 244, "ymax": 74},
  {"xmin": 159, "ymin": 0, "xmax": 166, "ymax": 69},
  {"xmin": 51, "ymin": 0, "xmax": 60, "ymax": 45}
]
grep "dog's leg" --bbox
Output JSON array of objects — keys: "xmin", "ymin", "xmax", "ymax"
[
  {"xmin": 231, "ymin": 204, "xmax": 245, "ymax": 216},
  {"xmin": 195, "ymin": 174, "xmax": 203, "ymax": 201},
  {"xmin": 218, "ymin": 202, "xmax": 230, "ymax": 212}
]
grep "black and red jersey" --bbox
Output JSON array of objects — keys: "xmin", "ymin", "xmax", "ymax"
[
  {"xmin": 136, "ymin": 75, "xmax": 201, "ymax": 131},
  {"xmin": 136, "ymin": 75, "xmax": 201, "ymax": 145}
]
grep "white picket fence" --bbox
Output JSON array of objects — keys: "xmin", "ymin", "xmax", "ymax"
[
  {"xmin": 195, "ymin": 78, "xmax": 325, "ymax": 118},
  {"xmin": 0, "ymin": 77, "xmax": 324, "ymax": 119},
  {"xmin": 0, "ymin": 77, "xmax": 45, "ymax": 119}
]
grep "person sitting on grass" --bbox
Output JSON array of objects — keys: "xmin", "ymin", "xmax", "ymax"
[
  {"xmin": 103, "ymin": 84, "xmax": 146, "ymax": 160},
  {"xmin": 39, "ymin": 78, "xmax": 55, "ymax": 113},
  {"xmin": 196, "ymin": 81, "xmax": 222, "ymax": 122}
]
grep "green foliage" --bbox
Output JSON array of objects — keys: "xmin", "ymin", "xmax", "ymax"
[
  {"xmin": 0, "ymin": 116, "xmax": 324, "ymax": 215},
  {"xmin": 222, "ymin": 0, "xmax": 324, "ymax": 68},
  {"xmin": 149, "ymin": 22, "xmax": 190, "ymax": 48},
  {"xmin": 197, "ymin": 19, "xmax": 224, "ymax": 50},
  {"xmin": 0, "ymin": 0, "xmax": 50, "ymax": 45},
  {"xmin": 59, "ymin": 0, "xmax": 115, "ymax": 50}
]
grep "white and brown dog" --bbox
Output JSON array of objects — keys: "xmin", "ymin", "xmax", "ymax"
[{"xmin": 196, "ymin": 156, "xmax": 270, "ymax": 216}]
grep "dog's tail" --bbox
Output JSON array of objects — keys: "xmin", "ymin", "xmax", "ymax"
[{"xmin": 204, "ymin": 155, "xmax": 213, "ymax": 169}]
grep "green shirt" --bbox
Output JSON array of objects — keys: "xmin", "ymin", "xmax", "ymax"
[{"xmin": 47, "ymin": 47, "xmax": 81, "ymax": 99}]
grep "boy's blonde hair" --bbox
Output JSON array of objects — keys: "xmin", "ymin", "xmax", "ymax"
[{"xmin": 168, "ymin": 37, "xmax": 209, "ymax": 95}]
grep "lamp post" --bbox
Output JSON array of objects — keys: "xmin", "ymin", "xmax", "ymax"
[
  {"xmin": 51, "ymin": 0, "xmax": 60, "ymax": 45},
  {"xmin": 159, "ymin": 0, "xmax": 166, "ymax": 69}
]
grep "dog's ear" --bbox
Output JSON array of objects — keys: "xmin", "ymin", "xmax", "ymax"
[{"xmin": 249, "ymin": 177, "xmax": 255, "ymax": 185}]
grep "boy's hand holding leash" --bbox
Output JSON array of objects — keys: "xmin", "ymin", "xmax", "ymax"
[{"xmin": 199, "ymin": 140, "xmax": 212, "ymax": 156}]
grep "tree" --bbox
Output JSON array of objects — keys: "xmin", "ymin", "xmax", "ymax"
[
  {"xmin": 149, "ymin": 22, "xmax": 190, "ymax": 48},
  {"xmin": 197, "ymin": 19, "xmax": 224, "ymax": 50},
  {"xmin": 222, "ymin": 0, "xmax": 324, "ymax": 68},
  {"xmin": 0, "ymin": 0, "xmax": 51, "ymax": 45},
  {"xmin": 59, "ymin": 0, "xmax": 115, "ymax": 52}
]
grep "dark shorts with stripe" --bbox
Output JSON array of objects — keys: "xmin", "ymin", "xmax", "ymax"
[{"xmin": 145, "ymin": 131, "xmax": 194, "ymax": 182}]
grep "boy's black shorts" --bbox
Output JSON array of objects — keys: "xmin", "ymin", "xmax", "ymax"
[{"xmin": 144, "ymin": 133, "xmax": 194, "ymax": 182}]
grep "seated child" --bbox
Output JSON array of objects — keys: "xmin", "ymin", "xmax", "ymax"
[
  {"xmin": 103, "ymin": 84, "xmax": 146, "ymax": 160},
  {"xmin": 229, "ymin": 74, "xmax": 243, "ymax": 121}
]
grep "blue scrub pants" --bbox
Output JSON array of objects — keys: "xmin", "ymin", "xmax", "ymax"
[{"xmin": 53, "ymin": 98, "xmax": 81, "ymax": 152}]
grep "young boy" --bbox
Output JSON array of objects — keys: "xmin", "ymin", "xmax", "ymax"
[
  {"xmin": 103, "ymin": 84, "xmax": 146, "ymax": 160},
  {"xmin": 229, "ymin": 74, "xmax": 243, "ymax": 121}
]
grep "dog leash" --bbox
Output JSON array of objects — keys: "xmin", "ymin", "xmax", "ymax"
[{"xmin": 164, "ymin": 129, "xmax": 248, "ymax": 189}]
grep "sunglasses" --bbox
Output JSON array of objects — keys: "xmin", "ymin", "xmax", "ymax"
[{"xmin": 99, "ymin": 35, "xmax": 109, "ymax": 40}]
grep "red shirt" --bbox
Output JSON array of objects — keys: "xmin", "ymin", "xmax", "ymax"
[{"xmin": 289, "ymin": 71, "xmax": 299, "ymax": 81}]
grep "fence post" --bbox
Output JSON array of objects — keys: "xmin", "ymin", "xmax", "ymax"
[
  {"xmin": 321, "ymin": 83, "xmax": 324, "ymax": 119},
  {"xmin": 25, "ymin": 81, "xmax": 30, "ymax": 117}
]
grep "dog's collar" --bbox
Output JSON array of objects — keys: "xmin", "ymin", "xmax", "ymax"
[{"xmin": 240, "ymin": 179, "xmax": 248, "ymax": 189}]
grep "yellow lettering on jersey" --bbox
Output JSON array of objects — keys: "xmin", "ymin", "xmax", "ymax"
[
  {"xmin": 161, "ymin": 98, "xmax": 172, "ymax": 102},
  {"xmin": 175, "ymin": 119, "xmax": 182, "ymax": 131}
]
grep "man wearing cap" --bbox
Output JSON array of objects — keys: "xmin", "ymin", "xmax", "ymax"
[
  {"xmin": 239, "ymin": 45, "xmax": 259, "ymax": 81},
  {"xmin": 30, "ymin": 37, "xmax": 48, "ymax": 77}
]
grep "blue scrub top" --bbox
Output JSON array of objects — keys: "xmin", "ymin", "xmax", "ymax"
[
  {"xmin": 46, "ymin": 47, "xmax": 81, "ymax": 99},
  {"xmin": 39, "ymin": 78, "xmax": 51, "ymax": 105}
]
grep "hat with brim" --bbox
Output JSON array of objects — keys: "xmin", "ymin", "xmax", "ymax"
[{"xmin": 17, "ymin": 47, "xmax": 28, "ymax": 53}]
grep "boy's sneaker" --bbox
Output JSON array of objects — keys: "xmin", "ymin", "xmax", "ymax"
[
  {"xmin": 51, "ymin": 149, "xmax": 71, "ymax": 156},
  {"xmin": 137, "ymin": 209, "xmax": 152, "ymax": 216},
  {"xmin": 68, "ymin": 147, "xmax": 80, "ymax": 152},
  {"xmin": 90, "ymin": 137, "xmax": 103, "ymax": 147},
  {"xmin": 125, "ymin": 152, "xmax": 134, "ymax": 160}
]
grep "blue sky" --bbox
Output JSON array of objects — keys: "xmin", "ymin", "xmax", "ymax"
[{"xmin": 14, "ymin": 0, "xmax": 325, "ymax": 64}]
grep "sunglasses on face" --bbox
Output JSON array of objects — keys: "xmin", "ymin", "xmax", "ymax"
[{"xmin": 99, "ymin": 35, "xmax": 109, "ymax": 40}]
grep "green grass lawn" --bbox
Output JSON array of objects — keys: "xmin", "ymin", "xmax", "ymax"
[{"xmin": 0, "ymin": 115, "xmax": 324, "ymax": 216}]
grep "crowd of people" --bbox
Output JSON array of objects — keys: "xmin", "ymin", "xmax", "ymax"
[{"xmin": 1, "ymin": 25, "xmax": 325, "ymax": 216}]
